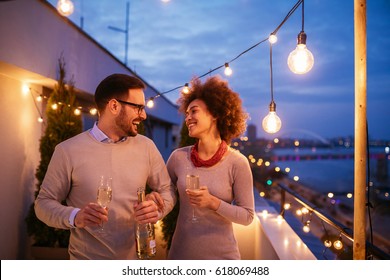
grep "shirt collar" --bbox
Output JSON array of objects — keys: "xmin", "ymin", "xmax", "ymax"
[{"xmin": 90, "ymin": 122, "xmax": 127, "ymax": 143}]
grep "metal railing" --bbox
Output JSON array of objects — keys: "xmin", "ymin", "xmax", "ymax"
[{"xmin": 276, "ymin": 182, "xmax": 390, "ymax": 260}]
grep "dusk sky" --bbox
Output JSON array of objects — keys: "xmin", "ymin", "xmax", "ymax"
[{"xmin": 48, "ymin": 0, "xmax": 390, "ymax": 140}]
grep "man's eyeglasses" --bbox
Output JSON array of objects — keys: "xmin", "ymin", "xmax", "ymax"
[{"xmin": 116, "ymin": 99, "xmax": 145, "ymax": 115}]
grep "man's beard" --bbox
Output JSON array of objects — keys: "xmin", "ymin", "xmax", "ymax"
[{"xmin": 115, "ymin": 108, "xmax": 138, "ymax": 137}]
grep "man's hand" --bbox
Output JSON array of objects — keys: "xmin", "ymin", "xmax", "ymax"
[
  {"xmin": 134, "ymin": 199, "xmax": 160, "ymax": 224},
  {"xmin": 146, "ymin": 191, "xmax": 165, "ymax": 212},
  {"xmin": 74, "ymin": 202, "xmax": 108, "ymax": 228}
]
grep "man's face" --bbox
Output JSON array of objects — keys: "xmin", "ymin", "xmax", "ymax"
[{"xmin": 115, "ymin": 88, "xmax": 147, "ymax": 137}]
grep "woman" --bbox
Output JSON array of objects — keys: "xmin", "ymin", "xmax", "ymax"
[{"xmin": 166, "ymin": 75, "xmax": 254, "ymax": 260}]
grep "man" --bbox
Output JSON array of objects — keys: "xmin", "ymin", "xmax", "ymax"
[{"xmin": 35, "ymin": 73, "xmax": 175, "ymax": 259}]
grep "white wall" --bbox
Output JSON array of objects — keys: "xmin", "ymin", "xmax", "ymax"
[{"xmin": 0, "ymin": 75, "xmax": 42, "ymax": 259}]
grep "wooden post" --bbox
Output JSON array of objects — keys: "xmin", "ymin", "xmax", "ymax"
[{"xmin": 353, "ymin": 0, "xmax": 367, "ymax": 260}]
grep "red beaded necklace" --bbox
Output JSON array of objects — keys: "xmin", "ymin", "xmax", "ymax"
[{"xmin": 190, "ymin": 140, "xmax": 228, "ymax": 167}]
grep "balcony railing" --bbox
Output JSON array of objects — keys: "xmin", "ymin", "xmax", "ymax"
[{"xmin": 273, "ymin": 182, "xmax": 390, "ymax": 260}]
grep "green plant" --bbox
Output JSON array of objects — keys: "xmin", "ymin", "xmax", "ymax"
[
  {"xmin": 160, "ymin": 121, "xmax": 196, "ymax": 250},
  {"xmin": 25, "ymin": 57, "xmax": 82, "ymax": 247}
]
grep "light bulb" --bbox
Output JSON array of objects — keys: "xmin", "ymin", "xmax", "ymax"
[
  {"xmin": 89, "ymin": 108, "xmax": 98, "ymax": 115},
  {"xmin": 146, "ymin": 99, "xmax": 155, "ymax": 108},
  {"xmin": 224, "ymin": 63, "xmax": 232, "ymax": 76},
  {"xmin": 182, "ymin": 83, "xmax": 189, "ymax": 94},
  {"xmin": 262, "ymin": 101, "xmax": 282, "ymax": 134},
  {"xmin": 324, "ymin": 240, "xmax": 332, "ymax": 248},
  {"xmin": 22, "ymin": 85, "xmax": 30, "ymax": 95},
  {"xmin": 269, "ymin": 34, "xmax": 278, "ymax": 44},
  {"xmin": 333, "ymin": 239, "xmax": 343, "ymax": 250},
  {"xmin": 303, "ymin": 224, "xmax": 310, "ymax": 233},
  {"xmin": 57, "ymin": 0, "xmax": 74, "ymax": 17},
  {"xmin": 301, "ymin": 207, "xmax": 309, "ymax": 215},
  {"xmin": 287, "ymin": 31, "xmax": 314, "ymax": 74},
  {"xmin": 74, "ymin": 108, "xmax": 81, "ymax": 116}
]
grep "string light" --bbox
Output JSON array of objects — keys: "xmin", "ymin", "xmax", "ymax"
[
  {"xmin": 268, "ymin": 33, "xmax": 278, "ymax": 44},
  {"xmin": 27, "ymin": 86, "xmax": 99, "ymax": 123},
  {"xmin": 146, "ymin": 98, "xmax": 155, "ymax": 108},
  {"xmin": 74, "ymin": 108, "xmax": 82, "ymax": 116},
  {"xmin": 333, "ymin": 235, "xmax": 343, "ymax": 250},
  {"xmin": 182, "ymin": 83, "xmax": 190, "ymax": 94},
  {"xmin": 302, "ymin": 211, "xmax": 312, "ymax": 233},
  {"xmin": 224, "ymin": 62, "xmax": 232, "ymax": 76},
  {"xmin": 57, "ymin": 0, "xmax": 74, "ymax": 17},
  {"xmin": 287, "ymin": 0, "xmax": 314, "ymax": 74},
  {"xmin": 89, "ymin": 108, "xmax": 98, "ymax": 115},
  {"xmin": 302, "ymin": 221, "xmax": 310, "ymax": 233},
  {"xmin": 301, "ymin": 207, "xmax": 309, "ymax": 215},
  {"xmin": 324, "ymin": 239, "xmax": 332, "ymax": 248}
]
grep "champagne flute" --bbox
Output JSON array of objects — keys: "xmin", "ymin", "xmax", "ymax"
[
  {"xmin": 96, "ymin": 176, "xmax": 112, "ymax": 231},
  {"xmin": 186, "ymin": 174, "xmax": 200, "ymax": 223}
]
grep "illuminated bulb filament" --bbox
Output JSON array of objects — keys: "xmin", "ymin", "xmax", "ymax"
[
  {"xmin": 262, "ymin": 111, "xmax": 282, "ymax": 134},
  {"xmin": 287, "ymin": 31, "xmax": 314, "ymax": 74}
]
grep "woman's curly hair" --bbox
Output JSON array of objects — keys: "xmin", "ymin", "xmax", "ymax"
[{"xmin": 177, "ymin": 75, "xmax": 248, "ymax": 144}]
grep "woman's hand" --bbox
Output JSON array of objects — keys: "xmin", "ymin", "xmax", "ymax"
[{"xmin": 186, "ymin": 186, "xmax": 220, "ymax": 211}]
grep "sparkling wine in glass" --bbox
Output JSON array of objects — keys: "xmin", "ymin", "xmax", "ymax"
[
  {"xmin": 186, "ymin": 174, "xmax": 200, "ymax": 223},
  {"xmin": 96, "ymin": 176, "xmax": 112, "ymax": 231}
]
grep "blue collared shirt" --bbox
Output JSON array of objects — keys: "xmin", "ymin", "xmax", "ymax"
[{"xmin": 89, "ymin": 121, "xmax": 127, "ymax": 143}]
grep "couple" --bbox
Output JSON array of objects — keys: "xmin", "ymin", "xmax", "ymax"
[{"xmin": 35, "ymin": 73, "xmax": 255, "ymax": 260}]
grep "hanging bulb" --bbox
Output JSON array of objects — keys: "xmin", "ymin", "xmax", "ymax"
[
  {"xmin": 302, "ymin": 221, "xmax": 310, "ymax": 233},
  {"xmin": 333, "ymin": 238, "xmax": 343, "ymax": 250},
  {"xmin": 38, "ymin": 117, "xmax": 44, "ymax": 123},
  {"xmin": 262, "ymin": 101, "xmax": 282, "ymax": 134},
  {"xmin": 182, "ymin": 83, "xmax": 190, "ymax": 94},
  {"xmin": 224, "ymin": 63, "xmax": 232, "ymax": 76},
  {"xmin": 57, "ymin": 0, "xmax": 74, "ymax": 17},
  {"xmin": 146, "ymin": 98, "xmax": 155, "ymax": 108},
  {"xmin": 324, "ymin": 240, "xmax": 332, "ymax": 248},
  {"xmin": 51, "ymin": 103, "xmax": 58, "ymax": 110},
  {"xmin": 287, "ymin": 31, "xmax": 314, "ymax": 74}
]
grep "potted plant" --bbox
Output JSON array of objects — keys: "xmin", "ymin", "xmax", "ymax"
[{"xmin": 25, "ymin": 57, "xmax": 82, "ymax": 259}]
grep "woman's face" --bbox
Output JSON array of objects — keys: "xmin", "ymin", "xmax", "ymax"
[{"xmin": 185, "ymin": 99, "xmax": 216, "ymax": 139}]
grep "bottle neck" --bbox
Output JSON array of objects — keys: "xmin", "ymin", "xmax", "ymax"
[{"xmin": 137, "ymin": 187, "xmax": 145, "ymax": 203}]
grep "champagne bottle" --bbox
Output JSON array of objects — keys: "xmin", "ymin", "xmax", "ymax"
[{"xmin": 135, "ymin": 187, "xmax": 156, "ymax": 259}]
